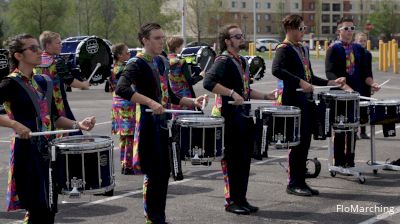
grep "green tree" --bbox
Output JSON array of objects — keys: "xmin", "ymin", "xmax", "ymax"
[
  {"xmin": 5, "ymin": 0, "xmax": 69, "ymax": 36},
  {"xmin": 368, "ymin": 0, "xmax": 400, "ymax": 40}
]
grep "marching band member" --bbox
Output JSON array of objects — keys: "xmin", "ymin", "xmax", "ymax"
[
  {"xmin": 272, "ymin": 15, "xmax": 345, "ymax": 196},
  {"xmin": 325, "ymin": 17, "xmax": 380, "ymax": 168},
  {"xmin": 109, "ymin": 43, "xmax": 136, "ymax": 174},
  {"xmin": 204, "ymin": 24, "xmax": 275, "ymax": 215},
  {"xmin": 34, "ymin": 31, "xmax": 90, "ymax": 134},
  {"xmin": 0, "ymin": 34, "xmax": 95, "ymax": 224},
  {"xmin": 115, "ymin": 23, "xmax": 207, "ymax": 224}
]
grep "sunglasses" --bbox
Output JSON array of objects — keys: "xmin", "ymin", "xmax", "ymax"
[
  {"xmin": 339, "ymin": 26, "xmax": 356, "ymax": 31},
  {"xmin": 230, "ymin": 33, "xmax": 245, "ymax": 40},
  {"xmin": 298, "ymin": 26, "xmax": 307, "ymax": 32},
  {"xmin": 22, "ymin": 45, "xmax": 42, "ymax": 53}
]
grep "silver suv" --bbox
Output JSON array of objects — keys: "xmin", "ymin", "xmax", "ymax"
[{"xmin": 256, "ymin": 38, "xmax": 280, "ymax": 52}]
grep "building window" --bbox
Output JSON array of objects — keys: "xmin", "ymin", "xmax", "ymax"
[
  {"xmin": 370, "ymin": 4, "xmax": 375, "ymax": 10},
  {"xmin": 333, "ymin": 3, "xmax": 341, "ymax": 11},
  {"xmin": 265, "ymin": 14, "xmax": 270, "ymax": 20},
  {"xmin": 309, "ymin": 3, "xmax": 315, "ymax": 10},
  {"xmin": 232, "ymin": 1, "xmax": 236, "ymax": 8},
  {"xmin": 234, "ymin": 13, "xmax": 238, "ymax": 20},
  {"xmin": 310, "ymin": 14, "xmax": 314, "ymax": 21},
  {"xmin": 332, "ymin": 14, "xmax": 341, "ymax": 23},
  {"xmin": 322, "ymin": 14, "xmax": 330, "ymax": 23},
  {"xmin": 256, "ymin": 2, "xmax": 260, "ymax": 9},
  {"xmin": 310, "ymin": 26, "xmax": 315, "ymax": 33},
  {"xmin": 257, "ymin": 14, "xmax": 261, "ymax": 20},
  {"xmin": 360, "ymin": 3, "xmax": 363, "ymax": 10},
  {"xmin": 322, "ymin": 3, "xmax": 330, "ymax": 11},
  {"xmin": 266, "ymin": 26, "xmax": 271, "ymax": 33},
  {"xmin": 332, "ymin": 26, "xmax": 337, "ymax": 33},
  {"xmin": 242, "ymin": 2, "xmax": 246, "ymax": 8},
  {"xmin": 322, "ymin": 26, "xmax": 330, "ymax": 34},
  {"xmin": 265, "ymin": 2, "xmax": 271, "ymax": 9},
  {"xmin": 349, "ymin": 3, "xmax": 352, "ymax": 10},
  {"xmin": 257, "ymin": 27, "xmax": 261, "ymax": 33},
  {"xmin": 294, "ymin": 2, "xmax": 299, "ymax": 9}
]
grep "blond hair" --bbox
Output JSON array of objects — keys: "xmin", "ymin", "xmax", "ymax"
[{"xmin": 39, "ymin": 31, "xmax": 61, "ymax": 49}]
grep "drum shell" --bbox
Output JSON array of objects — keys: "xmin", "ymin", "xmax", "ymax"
[
  {"xmin": 369, "ymin": 101, "xmax": 400, "ymax": 125},
  {"xmin": 174, "ymin": 115, "xmax": 224, "ymax": 160},
  {"xmin": 180, "ymin": 46, "xmax": 216, "ymax": 71},
  {"xmin": 52, "ymin": 135, "xmax": 115, "ymax": 194},
  {"xmin": 359, "ymin": 101, "xmax": 370, "ymax": 125}
]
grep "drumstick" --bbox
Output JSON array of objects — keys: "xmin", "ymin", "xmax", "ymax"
[
  {"xmin": 296, "ymin": 85, "xmax": 338, "ymax": 92},
  {"xmin": 145, "ymin": 109, "xmax": 203, "ymax": 114},
  {"xmin": 15, "ymin": 129, "xmax": 80, "ymax": 138},
  {"xmin": 378, "ymin": 79, "xmax": 390, "ymax": 88},
  {"xmin": 201, "ymin": 94, "xmax": 207, "ymax": 110},
  {"xmin": 228, "ymin": 100, "xmax": 274, "ymax": 105},
  {"xmin": 203, "ymin": 56, "xmax": 212, "ymax": 71},
  {"xmin": 359, "ymin": 96, "xmax": 378, "ymax": 101},
  {"xmin": 253, "ymin": 67, "xmax": 263, "ymax": 79},
  {"xmin": 87, "ymin": 63, "xmax": 101, "ymax": 82}
]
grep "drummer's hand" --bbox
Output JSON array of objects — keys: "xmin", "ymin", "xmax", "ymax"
[
  {"xmin": 231, "ymin": 91, "xmax": 244, "ymax": 105},
  {"xmin": 149, "ymin": 100, "xmax": 164, "ymax": 115},
  {"xmin": 333, "ymin": 77, "xmax": 346, "ymax": 87},
  {"xmin": 299, "ymin": 80, "xmax": 313, "ymax": 93},
  {"xmin": 78, "ymin": 116, "xmax": 96, "ymax": 131},
  {"xmin": 194, "ymin": 94, "xmax": 208, "ymax": 108},
  {"xmin": 81, "ymin": 80, "xmax": 90, "ymax": 90},
  {"xmin": 265, "ymin": 89, "xmax": 278, "ymax": 100},
  {"xmin": 12, "ymin": 121, "xmax": 31, "ymax": 139},
  {"xmin": 370, "ymin": 82, "xmax": 380, "ymax": 92}
]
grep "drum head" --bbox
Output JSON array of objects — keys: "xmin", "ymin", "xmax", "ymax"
[
  {"xmin": 260, "ymin": 106, "xmax": 301, "ymax": 115},
  {"xmin": 360, "ymin": 101, "xmax": 370, "ymax": 107},
  {"xmin": 52, "ymin": 135, "xmax": 113, "ymax": 151},
  {"xmin": 371, "ymin": 100, "xmax": 400, "ymax": 106},
  {"xmin": 0, "ymin": 49, "xmax": 10, "ymax": 81},
  {"xmin": 176, "ymin": 115, "xmax": 224, "ymax": 127},
  {"xmin": 245, "ymin": 56, "xmax": 265, "ymax": 80},
  {"xmin": 61, "ymin": 36, "xmax": 112, "ymax": 84},
  {"xmin": 180, "ymin": 46, "xmax": 216, "ymax": 71},
  {"xmin": 320, "ymin": 90, "xmax": 360, "ymax": 99}
]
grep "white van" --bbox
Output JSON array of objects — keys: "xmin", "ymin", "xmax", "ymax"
[{"xmin": 255, "ymin": 38, "xmax": 280, "ymax": 52}]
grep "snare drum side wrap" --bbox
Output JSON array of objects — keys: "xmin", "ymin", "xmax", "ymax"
[
  {"xmin": 369, "ymin": 100, "xmax": 400, "ymax": 125},
  {"xmin": 175, "ymin": 115, "xmax": 224, "ymax": 164},
  {"xmin": 53, "ymin": 135, "xmax": 115, "ymax": 194}
]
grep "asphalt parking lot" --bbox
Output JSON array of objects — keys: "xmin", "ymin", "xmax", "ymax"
[{"xmin": 0, "ymin": 59, "xmax": 399, "ymax": 224}]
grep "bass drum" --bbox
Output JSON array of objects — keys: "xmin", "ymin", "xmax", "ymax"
[
  {"xmin": 0, "ymin": 49, "xmax": 10, "ymax": 81},
  {"xmin": 244, "ymin": 55, "xmax": 265, "ymax": 81},
  {"xmin": 60, "ymin": 36, "xmax": 112, "ymax": 84},
  {"xmin": 180, "ymin": 46, "xmax": 216, "ymax": 72}
]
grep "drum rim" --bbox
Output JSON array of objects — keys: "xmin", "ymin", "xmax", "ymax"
[
  {"xmin": 360, "ymin": 101, "xmax": 371, "ymax": 106},
  {"xmin": 370, "ymin": 100, "xmax": 400, "ymax": 106},
  {"xmin": 175, "ymin": 115, "xmax": 225, "ymax": 125},
  {"xmin": 320, "ymin": 90, "xmax": 360, "ymax": 99},
  {"xmin": 51, "ymin": 135, "xmax": 113, "ymax": 150},
  {"xmin": 258, "ymin": 106, "xmax": 301, "ymax": 114}
]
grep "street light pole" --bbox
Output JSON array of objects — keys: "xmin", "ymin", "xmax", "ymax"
[
  {"xmin": 181, "ymin": 0, "xmax": 187, "ymax": 46},
  {"xmin": 253, "ymin": 0, "xmax": 256, "ymax": 43}
]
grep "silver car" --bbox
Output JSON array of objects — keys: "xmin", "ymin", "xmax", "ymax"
[{"xmin": 255, "ymin": 38, "xmax": 280, "ymax": 52}]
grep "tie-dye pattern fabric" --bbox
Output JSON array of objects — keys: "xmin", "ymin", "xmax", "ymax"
[
  {"xmin": 221, "ymin": 159, "xmax": 232, "ymax": 207},
  {"xmin": 168, "ymin": 53, "xmax": 193, "ymax": 111}
]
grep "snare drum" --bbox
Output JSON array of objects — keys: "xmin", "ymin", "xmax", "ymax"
[
  {"xmin": 254, "ymin": 106, "xmax": 301, "ymax": 150},
  {"xmin": 369, "ymin": 100, "xmax": 400, "ymax": 125},
  {"xmin": 52, "ymin": 135, "xmax": 115, "ymax": 195},
  {"xmin": 318, "ymin": 90, "xmax": 360, "ymax": 129},
  {"xmin": 359, "ymin": 101, "xmax": 370, "ymax": 125},
  {"xmin": 174, "ymin": 115, "xmax": 224, "ymax": 165}
]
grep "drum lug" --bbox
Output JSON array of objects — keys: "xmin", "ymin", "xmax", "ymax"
[{"xmin": 69, "ymin": 177, "xmax": 83, "ymax": 198}]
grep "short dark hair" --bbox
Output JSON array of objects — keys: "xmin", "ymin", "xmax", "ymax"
[
  {"xmin": 111, "ymin": 43, "xmax": 127, "ymax": 61},
  {"xmin": 282, "ymin": 14, "xmax": 303, "ymax": 32},
  {"xmin": 5, "ymin": 33, "xmax": 35, "ymax": 70},
  {"xmin": 337, "ymin": 17, "xmax": 354, "ymax": 27},
  {"xmin": 218, "ymin": 24, "xmax": 240, "ymax": 54},
  {"xmin": 137, "ymin": 23, "xmax": 162, "ymax": 46}
]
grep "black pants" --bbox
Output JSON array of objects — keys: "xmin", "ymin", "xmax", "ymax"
[
  {"xmin": 333, "ymin": 131, "xmax": 357, "ymax": 167},
  {"xmin": 288, "ymin": 101, "xmax": 313, "ymax": 187},
  {"xmin": 139, "ymin": 114, "xmax": 171, "ymax": 224},
  {"xmin": 26, "ymin": 207, "xmax": 55, "ymax": 224},
  {"xmin": 223, "ymin": 114, "xmax": 254, "ymax": 206}
]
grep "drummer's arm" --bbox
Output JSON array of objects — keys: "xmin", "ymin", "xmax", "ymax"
[
  {"xmin": 70, "ymin": 78, "xmax": 90, "ymax": 90},
  {"xmin": 365, "ymin": 77, "xmax": 380, "ymax": 92},
  {"xmin": 250, "ymin": 89, "xmax": 276, "ymax": 100}
]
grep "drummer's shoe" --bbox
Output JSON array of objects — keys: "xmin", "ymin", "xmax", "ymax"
[
  {"xmin": 225, "ymin": 203, "xmax": 250, "ymax": 215},
  {"xmin": 239, "ymin": 201, "xmax": 259, "ymax": 213},
  {"xmin": 286, "ymin": 185, "xmax": 312, "ymax": 196},
  {"xmin": 303, "ymin": 183, "xmax": 319, "ymax": 195},
  {"xmin": 360, "ymin": 133, "xmax": 370, "ymax": 139}
]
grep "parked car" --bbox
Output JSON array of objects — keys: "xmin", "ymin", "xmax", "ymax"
[{"xmin": 255, "ymin": 38, "xmax": 280, "ymax": 52}]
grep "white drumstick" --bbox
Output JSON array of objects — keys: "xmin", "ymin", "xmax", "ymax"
[
  {"xmin": 203, "ymin": 56, "xmax": 212, "ymax": 71},
  {"xmin": 378, "ymin": 79, "xmax": 390, "ymax": 88},
  {"xmin": 16, "ymin": 129, "xmax": 80, "ymax": 138},
  {"xmin": 201, "ymin": 94, "xmax": 207, "ymax": 110},
  {"xmin": 145, "ymin": 109, "xmax": 202, "ymax": 114},
  {"xmin": 359, "ymin": 96, "xmax": 378, "ymax": 101},
  {"xmin": 88, "ymin": 63, "xmax": 102, "ymax": 82},
  {"xmin": 228, "ymin": 100, "xmax": 274, "ymax": 105},
  {"xmin": 253, "ymin": 67, "xmax": 263, "ymax": 80},
  {"xmin": 296, "ymin": 85, "xmax": 338, "ymax": 92}
]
